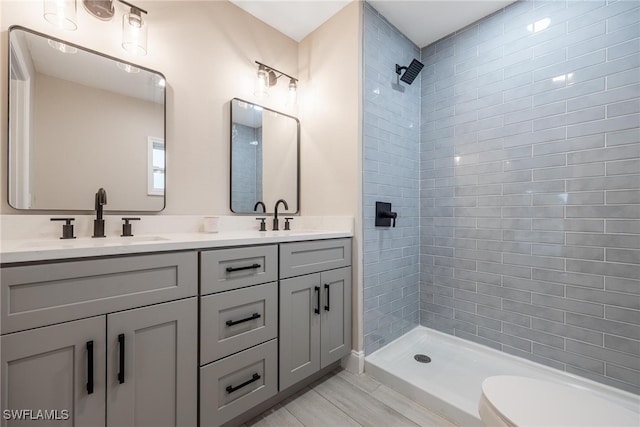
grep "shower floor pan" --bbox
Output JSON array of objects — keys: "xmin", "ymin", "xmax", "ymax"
[{"xmin": 365, "ymin": 326, "xmax": 639, "ymax": 426}]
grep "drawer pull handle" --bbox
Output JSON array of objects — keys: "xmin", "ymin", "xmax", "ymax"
[
  {"xmin": 324, "ymin": 284, "xmax": 331, "ymax": 312},
  {"xmin": 226, "ymin": 263, "xmax": 261, "ymax": 273},
  {"xmin": 226, "ymin": 373, "xmax": 261, "ymax": 394},
  {"xmin": 86, "ymin": 340, "xmax": 94, "ymax": 394},
  {"xmin": 226, "ymin": 313, "xmax": 261, "ymax": 326},
  {"xmin": 314, "ymin": 286, "xmax": 320, "ymax": 315},
  {"xmin": 118, "ymin": 333, "xmax": 125, "ymax": 384}
]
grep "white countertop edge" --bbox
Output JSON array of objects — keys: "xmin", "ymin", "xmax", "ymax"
[{"xmin": 0, "ymin": 230, "xmax": 353, "ymax": 264}]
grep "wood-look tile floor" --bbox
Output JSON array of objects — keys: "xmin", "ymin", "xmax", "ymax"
[{"xmin": 244, "ymin": 369, "xmax": 458, "ymax": 427}]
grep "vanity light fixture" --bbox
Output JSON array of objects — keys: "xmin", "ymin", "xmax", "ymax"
[
  {"xmin": 43, "ymin": 0, "xmax": 78, "ymax": 31},
  {"xmin": 47, "ymin": 39, "xmax": 78, "ymax": 53},
  {"xmin": 254, "ymin": 61, "xmax": 298, "ymax": 101},
  {"xmin": 121, "ymin": 0, "xmax": 148, "ymax": 56}
]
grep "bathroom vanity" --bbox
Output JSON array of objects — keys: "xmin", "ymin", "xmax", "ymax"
[{"xmin": 0, "ymin": 231, "xmax": 352, "ymax": 427}]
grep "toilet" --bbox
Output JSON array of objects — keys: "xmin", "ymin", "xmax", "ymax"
[{"xmin": 478, "ymin": 376, "xmax": 640, "ymax": 427}]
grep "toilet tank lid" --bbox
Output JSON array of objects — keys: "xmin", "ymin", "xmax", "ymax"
[{"xmin": 481, "ymin": 376, "xmax": 640, "ymax": 427}]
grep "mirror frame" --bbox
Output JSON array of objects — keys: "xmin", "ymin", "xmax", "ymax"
[
  {"xmin": 229, "ymin": 98, "xmax": 300, "ymax": 215},
  {"xmin": 7, "ymin": 25, "xmax": 167, "ymax": 212}
]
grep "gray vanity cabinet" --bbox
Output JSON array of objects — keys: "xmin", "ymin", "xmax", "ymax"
[
  {"xmin": 107, "ymin": 298, "xmax": 198, "ymax": 427},
  {"xmin": 1, "ymin": 316, "xmax": 106, "ymax": 427},
  {"xmin": 0, "ymin": 252, "xmax": 198, "ymax": 427},
  {"xmin": 279, "ymin": 239, "xmax": 352, "ymax": 390},
  {"xmin": 279, "ymin": 251, "xmax": 352, "ymax": 390}
]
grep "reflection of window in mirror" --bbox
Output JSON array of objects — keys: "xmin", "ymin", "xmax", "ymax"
[{"xmin": 147, "ymin": 136, "xmax": 165, "ymax": 196}]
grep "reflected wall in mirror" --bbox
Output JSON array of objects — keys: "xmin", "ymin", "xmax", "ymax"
[
  {"xmin": 8, "ymin": 26, "xmax": 166, "ymax": 211},
  {"xmin": 230, "ymin": 98, "xmax": 299, "ymax": 214}
]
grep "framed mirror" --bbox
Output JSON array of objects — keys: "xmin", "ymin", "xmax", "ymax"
[
  {"xmin": 7, "ymin": 26, "xmax": 166, "ymax": 211},
  {"xmin": 230, "ymin": 98, "xmax": 299, "ymax": 214}
]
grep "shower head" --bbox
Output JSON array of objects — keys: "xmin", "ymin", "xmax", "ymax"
[{"xmin": 396, "ymin": 59, "xmax": 424, "ymax": 85}]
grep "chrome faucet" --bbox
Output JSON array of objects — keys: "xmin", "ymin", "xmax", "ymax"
[
  {"xmin": 272, "ymin": 199, "xmax": 289, "ymax": 231},
  {"xmin": 92, "ymin": 188, "xmax": 107, "ymax": 238},
  {"xmin": 254, "ymin": 201, "xmax": 266, "ymax": 213}
]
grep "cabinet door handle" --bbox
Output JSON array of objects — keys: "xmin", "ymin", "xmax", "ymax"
[
  {"xmin": 118, "ymin": 333, "xmax": 125, "ymax": 384},
  {"xmin": 226, "ymin": 312, "xmax": 261, "ymax": 326},
  {"xmin": 86, "ymin": 340, "xmax": 94, "ymax": 394},
  {"xmin": 226, "ymin": 263, "xmax": 261, "ymax": 273},
  {"xmin": 314, "ymin": 286, "xmax": 320, "ymax": 315},
  {"xmin": 324, "ymin": 283, "xmax": 331, "ymax": 312},
  {"xmin": 226, "ymin": 373, "xmax": 261, "ymax": 394}
]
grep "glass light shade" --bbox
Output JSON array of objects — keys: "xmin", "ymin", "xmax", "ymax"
[
  {"xmin": 43, "ymin": 0, "xmax": 78, "ymax": 31},
  {"xmin": 122, "ymin": 9, "xmax": 147, "ymax": 56},
  {"xmin": 47, "ymin": 39, "xmax": 78, "ymax": 54},
  {"xmin": 288, "ymin": 79, "xmax": 297, "ymax": 106},
  {"xmin": 254, "ymin": 66, "xmax": 269, "ymax": 97}
]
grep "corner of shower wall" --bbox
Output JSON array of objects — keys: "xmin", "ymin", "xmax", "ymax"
[{"xmin": 362, "ymin": 2, "xmax": 422, "ymax": 356}]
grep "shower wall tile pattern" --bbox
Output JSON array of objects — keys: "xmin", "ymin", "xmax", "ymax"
[
  {"xmin": 363, "ymin": 3, "xmax": 422, "ymax": 355},
  {"xmin": 419, "ymin": 0, "xmax": 640, "ymax": 394}
]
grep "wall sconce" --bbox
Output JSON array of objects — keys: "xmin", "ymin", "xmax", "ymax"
[
  {"xmin": 43, "ymin": 0, "xmax": 78, "ymax": 31},
  {"xmin": 254, "ymin": 61, "xmax": 298, "ymax": 104},
  {"xmin": 44, "ymin": 0, "xmax": 148, "ymax": 56}
]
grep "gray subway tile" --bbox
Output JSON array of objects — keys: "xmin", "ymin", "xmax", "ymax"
[
  {"xmin": 532, "ymin": 293, "xmax": 604, "ymax": 317},
  {"xmin": 478, "ymin": 261, "xmax": 532, "ymax": 279},
  {"xmin": 503, "ymin": 252, "xmax": 565, "ymax": 271},
  {"xmin": 567, "ymin": 313, "xmax": 640, "ymax": 341},
  {"xmin": 606, "ymin": 248, "xmax": 640, "ymax": 264},
  {"xmin": 533, "ymin": 134, "xmax": 605, "ymax": 156},
  {"xmin": 606, "ymin": 306, "xmax": 640, "ymax": 326},
  {"xmin": 534, "ymin": 49, "xmax": 606, "ymax": 82},
  {"xmin": 478, "ymin": 327, "xmax": 532, "ymax": 352},
  {"xmin": 504, "ymin": 299, "xmax": 564, "ymax": 322},
  {"xmin": 607, "ymin": 68, "xmax": 640, "ymax": 90},
  {"xmin": 534, "ymin": 106, "xmax": 605, "ymax": 132},
  {"xmin": 604, "ymin": 334, "xmax": 640, "ymax": 357},
  {"xmin": 533, "ymin": 318, "xmax": 604, "ymax": 346},
  {"xmin": 503, "ymin": 276, "xmax": 565, "ymax": 297},
  {"xmin": 567, "ymin": 285, "xmax": 640, "ymax": 310},
  {"xmin": 532, "ymin": 163, "xmax": 605, "ymax": 181},
  {"xmin": 532, "ymin": 268, "xmax": 604, "ymax": 289},
  {"xmin": 606, "ymin": 220, "xmax": 640, "ymax": 235},
  {"xmin": 532, "ymin": 244, "xmax": 605, "ymax": 261},
  {"xmin": 606, "ymin": 363, "xmax": 640, "ymax": 389},
  {"xmin": 534, "ymin": 343, "xmax": 605, "ymax": 375},
  {"xmin": 606, "ymin": 159, "xmax": 640, "ymax": 176},
  {"xmin": 504, "ymin": 180, "xmax": 566, "ymax": 195},
  {"xmin": 532, "ymin": 219, "xmax": 604, "ymax": 233},
  {"xmin": 566, "ymin": 232, "xmax": 640, "ymax": 249},
  {"xmin": 503, "ymin": 322, "xmax": 565, "ymax": 349},
  {"xmin": 567, "ymin": 259, "xmax": 640, "ymax": 280},
  {"xmin": 503, "ymin": 229, "xmax": 565, "ymax": 244},
  {"xmin": 567, "ymin": 144, "xmax": 640, "ymax": 165},
  {"xmin": 607, "ymin": 99, "xmax": 640, "ymax": 118},
  {"xmin": 533, "ymin": 192, "xmax": 604, "ymax": 206},
  {"xmin": 566, "ymin": 175, "xmax": 640, "ymax": 191},
  {"xmin": 606, "ymin": 190, "xmax": 640, "ymax": 204},
  {"xmin": 567, "ymin": 114, "xmax": 640, "ymax": 138},
  {"xmin": 567, "ymin": 339, "xmax": 640, "ymax": 372}
]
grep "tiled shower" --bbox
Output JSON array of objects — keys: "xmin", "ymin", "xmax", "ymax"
[{"xmin": 364, "ymin": 0, "xmax": 640, "ymax": 394}]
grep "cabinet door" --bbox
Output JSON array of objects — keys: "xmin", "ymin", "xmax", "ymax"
[
  {"xmin": 106, "ymin": 298, "xmax": 197, "ymax": 427},
  {"xmin": 320, "ymin": 267, "xmax": 352, "ymax": 368},
  {"xmin": 1, "ymin": 316, "xmax": 105, "ymax": 427},
  {"xmin": 279, "ymin": 274, "xmax": 321, "ymax": 390}
]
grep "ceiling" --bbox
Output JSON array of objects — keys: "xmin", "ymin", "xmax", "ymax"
[{"xmin": 230, "ymin": 0, "xmax": 516, "ymax": 48}]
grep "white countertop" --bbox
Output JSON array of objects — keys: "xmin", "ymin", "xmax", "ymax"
[{"xmin": 0, "ymin": 230, "xmax": 353, "ymax": 264}]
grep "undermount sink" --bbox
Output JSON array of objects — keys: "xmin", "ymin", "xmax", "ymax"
[{"xmin": 18, "ymin": 235, "xmax": 170, "ymax": 249}]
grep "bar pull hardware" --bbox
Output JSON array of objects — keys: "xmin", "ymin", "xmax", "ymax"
[
  {"xmin": 324, "ymin": 284, "xmax": 331, "ymax": 312},
  {"xmin": 226, "ymin": 373, "xmax": 261, "ymax": 394},
  {"xmin": 226, "ymin": 263, "xmax": 261, "ymax": 273},
  {"xmin": 86, "ymin": 340, "xmax": 94, "ymax": 394},
  {"xmin": 118, "ymin": 333, "xmax": 125, "ymax": 384},
  {"xmin": 314, "ymin": 286, "xmax": 320, "ymax": 314},
  {"xmin": 226, "ymin": 313, "xmax": 261, "ymax": 327}
]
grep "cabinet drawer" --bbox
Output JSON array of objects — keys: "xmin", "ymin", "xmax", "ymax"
[
  {"xmin": 200, "ymin": 245, "xmax": 277, "ymax": 295},
  {"xmin": 200, "ymin": 282, "xmax": 277, "ymax": 364},
  {"xmin": 1, "ymin": 252, "xmax": 197, "ymax": 334},
  {"xmin": 200, "ymin": 339, "xmax": 277, "ymax": 427},
  {"xmin": 279, "ymin": 238, "xmax": 351, "ymax": 279}
]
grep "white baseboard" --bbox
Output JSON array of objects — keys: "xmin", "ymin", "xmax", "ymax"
[{"xmin": 341, "ymin": 349, "xmax": 365, "ymax": 374}]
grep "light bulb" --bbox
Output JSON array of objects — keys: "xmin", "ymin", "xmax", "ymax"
[
  {"xmin": 255, "ymin": 65, "xmax": 269, "ymax": 97},
  {"xmin": 288, "ymin": 78, "xmax": 297, "ymax": 106}
]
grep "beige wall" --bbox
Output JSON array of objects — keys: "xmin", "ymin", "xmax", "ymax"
[
  {"xmin": 0, "ymin": 0, "xmax": 299, "ymax": 214},
  {"xmin": 299, "ymin": 2, "xmax": 364, "ymax": 353},
  {"xmin": 31, "ymin": 73, "xmax": 163, "ymax": 210}
]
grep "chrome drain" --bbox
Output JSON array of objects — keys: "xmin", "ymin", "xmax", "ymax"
[{"xmin": 414, "ymin": 354, "xmax": 431, "ymax": 363}]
